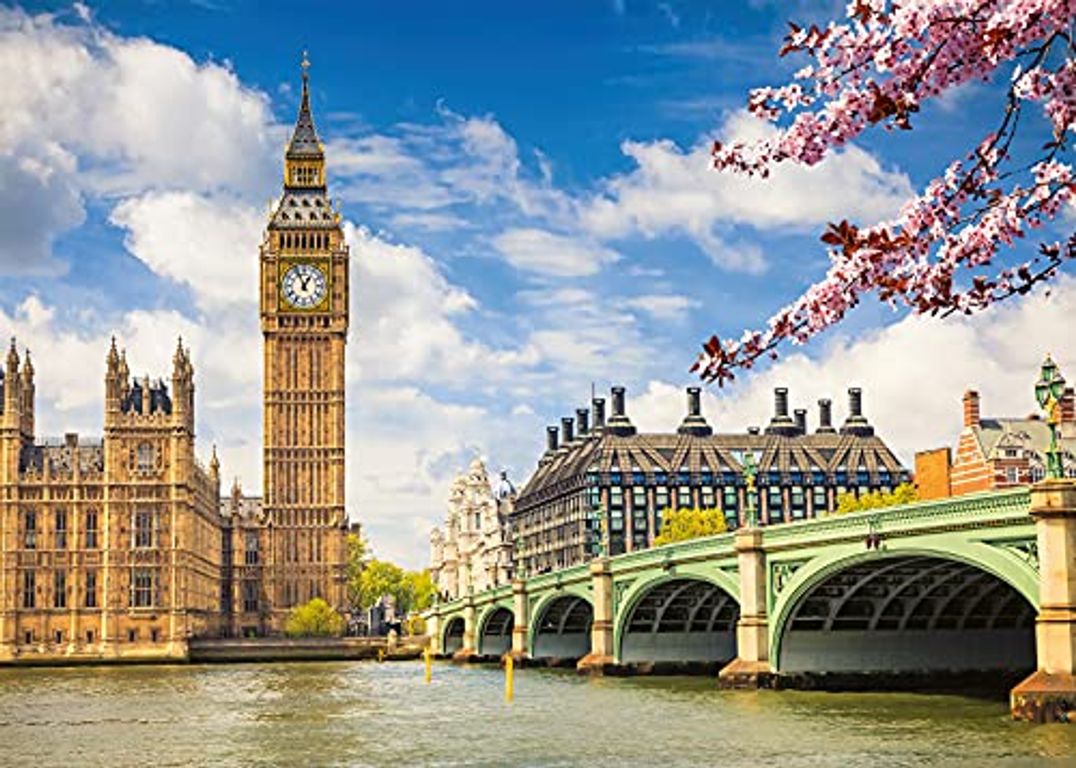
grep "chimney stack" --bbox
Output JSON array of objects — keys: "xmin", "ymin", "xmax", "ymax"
[
  {"xmin": 962, "ymin": 390, "xmax": 981, "ymax": 429},
  {"xmin": 546, "ymin": 426, "xmax": 559, "ymax": 453},
  {"xmin": 849, "ymin": 387, "xmax": 863, "ymax": 418},
  {"xmin": 840, "ymin": 387, "xmax": 874, "ymax": 436},
  {"xmin": 817, "ymin": 398, "xmax": 835, "ymax": 433},
  {"xmin": 1061, "ymin": 387, "xmax": 1075, "ymax": 439},
  {"xmin": 606, "ymin": 385, "xmax": 637, "ymax": 436},
  {"xmin": 561, "ymin": 416, "xmax": 575, "ymax": 445},
  {"xmin": 765, "ymin": 386, "xmax": 799, "ymax": 436},
  {"xmin": 576, "ymin": 407, "xmax": 590, "ymax": 437},
  {"xmin": 794, "ymin": 408, "xmax": 807, "ymax": 435},
  {"xmin": 678, "ymin": 386, "xmax": 712, "ymax": 436},
  {"xmin": 775, "ymin": 387, "xmax": 789, "ymax": 418},
  {"xmin": 592, "ymin": 397, "xmax": 606, "ymax": 430}
]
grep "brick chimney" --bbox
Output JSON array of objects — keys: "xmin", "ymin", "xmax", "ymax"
[
  {"xmin": 962, "ymin": 390, "xmax": 981, "ymax": 429},
  {"xmin": 1062, "ymin": 387, "xmax": 1075, "ymax": 439}
]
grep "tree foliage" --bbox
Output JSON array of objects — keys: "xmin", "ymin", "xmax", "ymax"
[
  {"xmin": 696, "ymin": 0, "xmax": 1075, "ymax": 386},
  {"xmin": 654, "ymin": 507, "xmax": 729, "ymax": 546},
  {"xmin": 345, "ymin": 533, "xmax": 369, "ymax": 610},
  {"xmin": 352, "ymin": 558, "xmax": 437, "ymax": 619},
  {"xmin": 835, "ymin": 482, "xmax": 918, "ymax": 515},
  {"xmin": 284, "ymin": 598, "xmax": 345, "ymax": 638}
]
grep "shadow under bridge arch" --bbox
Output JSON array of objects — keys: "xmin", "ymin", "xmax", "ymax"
[
  {"xmin": 531, "ymin": 595, "xmax": 593, "ymax": 663},
  {"xmin": 442, "ymin": 616, "xmax": 465, "ymax": 656},
  {"xmin": 619, "ymin": 578, "xmax": 739, "ymax": 666},
  {"xmin": 478, "ymin": 607, "xmax": 513, "ymax": 657},
  {"xmin": 776, "ymin": 554, "xmax": 1036, "ymax": 676}
]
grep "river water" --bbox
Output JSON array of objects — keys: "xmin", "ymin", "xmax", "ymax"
[{"xmin": 1, "ymin": 661, "xmax": 1074, "ymax": 767}]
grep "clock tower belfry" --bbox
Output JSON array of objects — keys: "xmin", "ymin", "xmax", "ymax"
[{"xmin": 260, "ymin": 55, "xmax": 349, "ymax": 628}]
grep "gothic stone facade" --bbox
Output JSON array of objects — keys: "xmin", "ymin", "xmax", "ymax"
[
  {"xmin": 0, "ymin": 340, "xmax": 225, "ymax": 662},
  {"xmin": 429, "ymin": 459, "xmax": 515, "ymax": 600},
  {"xmin": 511, "ymin": 385, "xmax": 909, "ymax": 575}
]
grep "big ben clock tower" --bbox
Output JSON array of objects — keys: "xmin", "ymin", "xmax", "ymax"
[{"xmin": 260, "ymin": 56, "xmax": 348, "ymax": 628}]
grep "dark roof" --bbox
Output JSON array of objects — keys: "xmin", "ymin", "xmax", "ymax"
[
  {"xmin": 515, "ymin": 428, "xmax": 907, "ymax": 511},
  {"xmin": 286, "ymin": 67, "xmax": 322, "ymax": 160},
  {"xmin": 269, "ymin": 189, "xmax": 337, "ymax": 230}
]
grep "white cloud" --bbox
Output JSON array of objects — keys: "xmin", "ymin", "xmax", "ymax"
[
  {"xmin": 492, "ymin": 227, "xmax": 621, "ymax": 277},
  {"xmin": 625, "ymin": 293, "xmax": 700, "ymax": 321},
  {"xmin": 110, "ymin": 191, "xmax": 263, "ymax": 312},
  {"xmin": 628, "ymin": 276, "xmax": 1076, "ymax": 465},
  {"xmin": 580, "ymin": 110, "xmax": 913, "ymax": 272},
  {"xmin": 0, "ymin": 6, "xmax": 278, "ymax": 273}
]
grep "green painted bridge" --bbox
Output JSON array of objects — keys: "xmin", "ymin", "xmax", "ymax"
[{"xmin": 426, "ymin": 481, "xmax": 1076, "ymax": 722}]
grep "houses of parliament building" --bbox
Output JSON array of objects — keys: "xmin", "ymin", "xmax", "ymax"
[{"xmin": 0, "ymin": 61, "xmax": 350, "ymax": 662}]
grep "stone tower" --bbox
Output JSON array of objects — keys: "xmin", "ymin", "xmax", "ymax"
[{"xmin": 260, "ymin": 55, "xmax": 349, "ymax": 628}]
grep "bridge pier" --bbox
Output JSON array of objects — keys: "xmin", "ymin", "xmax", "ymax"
[
  {"xmin": 507, "ymin": 579, "xmax": 530, "ymax": 664},
  {"xmin": 718, "ymin": 527, "xmax": 774, "ymax": 688},
  {"xmin": 451, "ymin": 599, "xmax": 479, "ymax": 663},
  {"xmin": 1012, "ymin": 479, "xmax": 1076, "ymax": 723},
  {"xmin": 577, "ymin": 558, "xmax": 616, "ymax": 674}
]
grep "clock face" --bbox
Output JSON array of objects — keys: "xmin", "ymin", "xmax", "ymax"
[{"xmin": 281, "ymin": 263, "xmax": 328, "ymax": 310}]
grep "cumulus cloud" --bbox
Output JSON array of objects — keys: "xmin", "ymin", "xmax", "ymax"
[
  {"xmin": 625, "ymin": 293, "xmax": 700, "ymax": 321},
  {"xmin": 0, "ymin": 5, "xmax": 278, "ymax": 273},
  {"xmin": 628, "ymin": 276, "xmax": 1076, "ymax": 465},
  {"xmin": 491, "ymin": 227, "xmax": 621, "ymax": 277},
  {"xmin": 110, "ymin": 191, "xmax": 263, "ymax": 312},
  {"xmin": 580, "ymin": 110, "xmax": 913, "ymax": 272}
]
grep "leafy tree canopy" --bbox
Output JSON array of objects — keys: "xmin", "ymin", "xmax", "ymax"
[
  {"xmin": 654, "ymin": 507, "xmax": 729, "ymax": 546},
  {"xmin": 284, "ymin": 598, "xmax": 345, "ymax": 638},
  {"xmin": 835, "ymin": 483, "xmax": 918, "ymax": 515}
]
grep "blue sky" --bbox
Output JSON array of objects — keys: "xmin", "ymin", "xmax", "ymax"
[{"xmin": 2, "ymin": 1, "xmax": 1073, "ymax": 566}]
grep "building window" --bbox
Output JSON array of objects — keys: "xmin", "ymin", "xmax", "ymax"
[
  {"xmin": 813, "ymin": 486, "xmax": 828, "ymax": 514},
  {"xmin": 631, "ymin": 486, "xmax": 647, "ymax": 513},
  {"xmin": 130, "ymin": 568, "xmax": 156, "ymax": 608},
  {"xmin": 243, "ymin": 581, "xmax": 259, "ymax": 613},
  {"xmin": 701, "ymin": 486, "xmax": 716, "ymax": 509},
  {"xmin": 23, "ymin": 509, "xmax": 36, "ymax": 549},
  {"xmin": 85, "ymin": 509, "xmax": 98, "ymax": 548},
  {"xmin": 22, "ymin": 570, "xmax": 36, "ymax": 608},
  {"xmin": 1030, "ymin": 466, "xmax": 1045, "ymax": 482},
  {"xmin": 1006, "ymin": 467, "xmax": 1019, "ymax": 484},
  {"xmin": 53, "ymin": 570, "xmax": 66, "ymax": 609},
  {"xmin": 137, "ymin": 442, "xmax": 154, "ymax": 471},
  {"xmin": 790, "ymin": 487, "xmax": 806, "ymax": 520},
  {"xmin": 86, "ymin": 630, "xmax": 95, "ymax": 644},
  {"xmin": 85, "ymin": 571, "xmax": 97, "ymax": 608},
  {"xmin": 128, "ymin": 629, "xmax": 137, "ymax": 642},
  {"xmin": 767, "ymin": 487, "xmax": 784, "ymax": 524},
  {"xmin": 54, "ymin": 509, "xmax": 67, "ymax": 550},
  {"xmin": 655, "ymin": 487, "xmax": 669, "ymax": 515},
  {"xmin": 245, "ymin": 531, "xmax": 260, "ymax": 565},
  {"xmin": 133, "ymin": 508, "xmax": 155, "ymax": 549},
  {"xmin": 677, "ymin": 486, "xmax": 693, "ymax": 509}
]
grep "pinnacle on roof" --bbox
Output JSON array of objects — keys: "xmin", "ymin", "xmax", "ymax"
[{"xmin": 286, "ymin": 51, "xmax": 323, "ymax": 160}]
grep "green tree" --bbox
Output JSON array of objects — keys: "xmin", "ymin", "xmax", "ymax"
[
  {"xmin": 356, "ymin": 559, "xmax": 405, "ymax": 612},
  {"xmin": 345, "ymin": 533, "xmax": 369, "ymax": 610},
  {"xmin": 654, "ymin": 507, "xmax": 728, "ymax": 546},
  {"xmin": 835, "ymin": 483, "xmax": 918, "ymax": 515},
  {"xmin": 400, "ymin": 569, "xmax": 436, "ymax": 615},
  {"xmin": 284, "ymin": 598, "xmax": 345, "ymax": 638}
]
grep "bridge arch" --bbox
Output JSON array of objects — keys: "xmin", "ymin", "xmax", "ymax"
[
  {"xmin": 770, "ymin": 543, "xmax": 1038, "ymax": 677},
  {"xmin": 477, "ymin": 605, "xmax": 514, "ymax": 658},
  {"xmin": 615, "ymin": 570, "xmax": 740, "ymax": 666},
  {"xmin": 529, "ymin": 590, "xmax": 593, "ymax": 662},
  {"xmin": 441, "ymin": 615, "xmax": 465, "ymax": 656}
]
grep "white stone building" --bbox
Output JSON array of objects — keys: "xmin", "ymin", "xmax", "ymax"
[{"xmin": 429, "ymin": 458, "xmax": 515, "ymax": 600}]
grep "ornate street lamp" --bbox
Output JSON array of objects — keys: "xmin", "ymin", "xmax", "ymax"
[
  {"xmin": 1034, "ymin": 354, "xmax": 1067, "ymax": 480},
  {"xmin": 742, "ymin": 452, "xmax": 759, "ymax": 528}
]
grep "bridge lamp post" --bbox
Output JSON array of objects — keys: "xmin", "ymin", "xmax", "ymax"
[
  {"xmin": 742, "ymin": 452, "xmax": 759, "ymax": 529},
  {"xmin": 1034, "ymin": 354, "xmax": 1066, "ymax": 480}
]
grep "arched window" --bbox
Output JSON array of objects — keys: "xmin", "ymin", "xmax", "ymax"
[{"xmin": 137, "ymin": 442, "xmax": 154, "ymax": 472}]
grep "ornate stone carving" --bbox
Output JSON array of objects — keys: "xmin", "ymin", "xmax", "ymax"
[
  {"xmin": 771, "ymin": 560, "xmax": 807, "ymax": 595},
  {"xmin": 994, "ymin": 538, "xmax": 1040, "ymax": 572}
]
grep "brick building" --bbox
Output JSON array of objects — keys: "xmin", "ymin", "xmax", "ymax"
[{"xmin": 916, "ymin": 386, "xmax": 1076, "ymax": 500}]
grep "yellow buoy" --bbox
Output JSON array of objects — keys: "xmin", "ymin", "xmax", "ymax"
[
  {"xmin": 424, "ymin": 646, "xmax": 432, "ymax": 683},
  {"xmin": 505, "ymin": 655, "xmax": 514, "ymax": 703}
]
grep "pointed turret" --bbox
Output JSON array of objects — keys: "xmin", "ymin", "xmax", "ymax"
[
  {"xmin": 283, "ymin": 52, "xmax": 326, "ymax": 190},
  {"xmin": 4, "ymin": 337, "xmax": 20, "ymax": 420},
  {"xmin": 19, "ymin": 349, "xmax": 34, "ymax": 439}
]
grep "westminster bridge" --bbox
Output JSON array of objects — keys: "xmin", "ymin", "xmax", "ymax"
[{"xmin": 426, "ymin": 480, "xmax": 1076, "ymax": 722}]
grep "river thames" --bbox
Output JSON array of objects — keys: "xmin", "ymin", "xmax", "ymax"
[{"xmin": 1, "ymin": 661, "xmax": 1074, "ymax": 766}]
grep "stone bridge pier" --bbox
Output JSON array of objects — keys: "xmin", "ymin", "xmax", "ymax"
[{"xmin": 1012, "ymin": 480, "xmax": 1076, "ymax": 722}]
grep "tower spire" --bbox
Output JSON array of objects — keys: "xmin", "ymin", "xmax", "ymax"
[{"xmin": 286, "ymin": 50, "xmax": 322, "ymax": 161}]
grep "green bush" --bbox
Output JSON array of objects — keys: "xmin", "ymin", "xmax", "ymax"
[
  {"xmin": 654, "ymin": 507, "xmax": 728, "ymax": 546},
  {"xmin": 284, "ymin": 598, "xmax": 345, "ymax": 638},
  {"xmin": 834, "ymin": 482, "xmax": 918, "ymax": 515}
]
